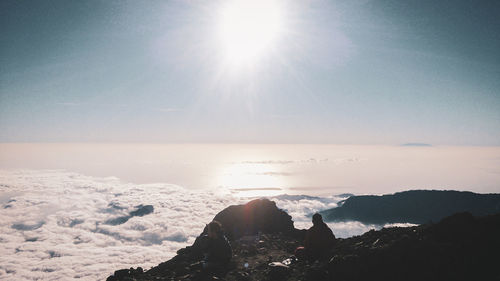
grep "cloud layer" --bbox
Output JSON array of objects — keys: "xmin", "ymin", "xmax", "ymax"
[{"xmin": 0, "ymin": 170, "xmax": 401, "ymax": 280}]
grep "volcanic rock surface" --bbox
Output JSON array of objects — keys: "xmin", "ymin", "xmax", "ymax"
[{"xmin": 107, "ymin": 198, "xmax": 500, "ymax": 281}]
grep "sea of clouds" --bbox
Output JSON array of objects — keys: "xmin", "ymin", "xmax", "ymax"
[{"xmin": 0, "ymin": 170, "xmax": 410, "ymax": 280}]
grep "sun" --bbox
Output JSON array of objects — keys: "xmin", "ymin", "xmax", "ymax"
[{"xmin": 217, "ymin": 0, "xmax": 284, "ymax": 66}]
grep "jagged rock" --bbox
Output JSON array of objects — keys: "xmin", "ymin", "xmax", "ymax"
[
  {"xmin": 326, "ymin": 212, "xmax": 500, "ymax": 281},
  {"xmin": 107, "ymin": 199, "xmax": 500, "ymax": 281}
]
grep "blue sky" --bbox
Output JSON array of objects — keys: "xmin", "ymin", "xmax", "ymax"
[{"xmin": 1, "ymin": 0, "xmax": 499, "ymax": 145}]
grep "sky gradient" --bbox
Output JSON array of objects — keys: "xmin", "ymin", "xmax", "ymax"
[{"xmin": 1, "ymin": 0, "xmax": 499, "ymax": 145}]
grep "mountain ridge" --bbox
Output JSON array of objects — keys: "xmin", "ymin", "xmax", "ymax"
[{"xmin": 320, "ymin": 190, "xmax": 500, "ymax": 224}]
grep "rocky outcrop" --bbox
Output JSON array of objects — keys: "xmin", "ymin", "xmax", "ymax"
[
  {"xmin": 107, "ymin": 199, "xmax": 500, "ymax": 281},
  {"xmin": 327, "ymin": 212, "xmax": 500, "ymax": 281},
  {"xmin": 320, "ymin": 190, "xmax": 500, "ymax": 224},
  {"xmin": 209, "ymin": 199, "xmax": 304, "ymax": 240}
]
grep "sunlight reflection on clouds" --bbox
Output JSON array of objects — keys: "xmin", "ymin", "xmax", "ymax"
[{"xmin": 1, "ymin": 170, "xmax": 404, "ymax": 280}]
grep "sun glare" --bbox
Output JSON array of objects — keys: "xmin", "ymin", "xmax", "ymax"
[{"xmin": 217, "ymin": 0, "xmax": 284, "ymax": 66}]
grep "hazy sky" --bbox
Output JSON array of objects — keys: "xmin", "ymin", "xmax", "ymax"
[{"xmin": 1, "ymin": 0, "xmax": 499, "ymax": 145}]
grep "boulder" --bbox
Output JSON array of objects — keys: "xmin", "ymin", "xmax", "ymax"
[{"xmin": 209, "ymin": 199, "xmax": 303, "ymax": 240}]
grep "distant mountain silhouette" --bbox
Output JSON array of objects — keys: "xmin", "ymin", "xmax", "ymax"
[
  {"xmin": 105, "ymin": 204, "xmax": 154, "ymax": 225},
  {"xmin": 320, "ymin": 190, "xmax": 500, "ymax": 224},
  {"xmin": 401, "ymin": 143, "xmax": 432, "ymax": 146}
]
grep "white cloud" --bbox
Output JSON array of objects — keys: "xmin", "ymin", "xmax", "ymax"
[{"xmin": 0, "ymin": 170, "xmax": 398, "ymax": 280}]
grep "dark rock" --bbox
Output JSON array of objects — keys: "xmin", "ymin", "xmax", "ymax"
[
  {"xmin": 326, "ymin": 212, "xmax": 500, "ymax": 281},
  {"xmin": 108, "ymin": 199, "xmax": 500, "ymax": 281},
  {"xmin": 113, "ymin": 269, "xmax": 130, "ymax": 279},
  {"xmin": 209, "ymin": 199, "xmax": 301, "ymax": 240}
]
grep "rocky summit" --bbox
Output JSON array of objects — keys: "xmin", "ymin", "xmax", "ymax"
[{"xmin": 107, "ymin": 199, "xmax": 500, "ymax": 281}]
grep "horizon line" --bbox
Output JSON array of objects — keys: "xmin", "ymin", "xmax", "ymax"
[{"xmin": 1, "ymin": 141, "xmax": 500, "ymax": 147}]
